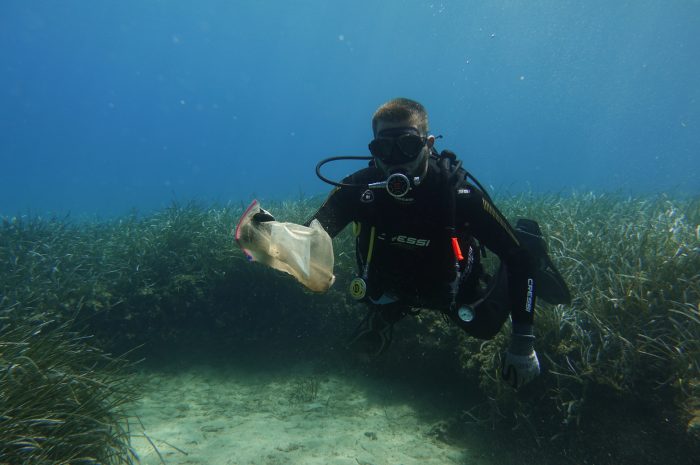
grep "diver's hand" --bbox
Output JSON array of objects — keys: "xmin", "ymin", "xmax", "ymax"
[
  {"xmin": 501, "ymin": 349, "xmax": 540, "ymax": 389},
  {"xmin": 501, "ymin": 329, "xmax": 540, "ymax": 389},
  {"xmin": 252, "ymin": 208, "xmax": 275, "ymax": 223}
]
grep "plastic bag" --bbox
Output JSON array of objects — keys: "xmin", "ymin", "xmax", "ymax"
[{"xmin": 235, "ymin": 200, "xmax": 335, "ymax": 293}]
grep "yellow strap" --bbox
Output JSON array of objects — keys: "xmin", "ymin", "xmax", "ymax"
[
  {"xmin": 352, "ymin": 222, "xmax": 376, "ymax": 265},
  {"xmin": 355, "ymin": 223, "xmax": 376, "ymax": 280},
  {"xmin": 367, "ymin": 226, "xmax": 376, "ymax": 265}
]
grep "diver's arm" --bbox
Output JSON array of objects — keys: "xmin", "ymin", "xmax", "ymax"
[
  {"xmin": 458, "ymin": 190, "xmax": 540, "ymax": 388},
  {"xmin": 459, "ymin": 191, "xmax": 536, "ymax": 327},
  {"xmin": 303, "ymin": 184, "xmax": 354, "ymax": 238}
]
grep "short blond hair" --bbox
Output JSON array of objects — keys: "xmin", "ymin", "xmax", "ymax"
[{"xmin": 372, "ymin": 98, "xmax": 429, "ymax": 136}]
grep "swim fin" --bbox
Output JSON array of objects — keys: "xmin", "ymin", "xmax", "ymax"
[{"xmin": 514, "ymin": 219, "xmax": 571, "ymax": 305}]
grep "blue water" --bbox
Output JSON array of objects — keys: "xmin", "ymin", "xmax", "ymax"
[{"xmin": 1, "ymin": 0, "xmax": 698, "ymax": 217}]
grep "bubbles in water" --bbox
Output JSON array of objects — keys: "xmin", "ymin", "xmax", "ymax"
[{"xmin": 428, "ymin": 3, "xmax": 446, "ymax": 15}]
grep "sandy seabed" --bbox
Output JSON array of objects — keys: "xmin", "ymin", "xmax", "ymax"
[{"xmin": 128, "ymin": 362, "xmax": 493, "ymax": 465}]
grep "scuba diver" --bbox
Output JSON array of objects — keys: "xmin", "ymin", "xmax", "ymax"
[{"xmin": 238, "ymin": 97, "xmax": 570, "ymax": 389}]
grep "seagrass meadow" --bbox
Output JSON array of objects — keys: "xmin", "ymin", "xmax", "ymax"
[{"xmin": 1, "ymin": 192, "xmax": 698, "ymax": 465}]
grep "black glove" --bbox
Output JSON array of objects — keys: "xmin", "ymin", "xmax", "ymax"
[{"xmin": 252, "ymin": 208, "xmax": 275, "ymax": 223}]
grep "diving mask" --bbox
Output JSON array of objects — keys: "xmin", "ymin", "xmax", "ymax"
[{"xmin": 368, "ymin": 127, "xmax": 427, "ymax": 165}]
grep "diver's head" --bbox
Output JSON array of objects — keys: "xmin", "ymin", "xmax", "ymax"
[{"xmin": 369, "ymin": 98, "xmax": 435, "ymax": 178}]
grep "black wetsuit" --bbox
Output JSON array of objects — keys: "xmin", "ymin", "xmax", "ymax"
[{"xmin": 308, "ymin": 157, "xmax": 537, "ymax": 339}]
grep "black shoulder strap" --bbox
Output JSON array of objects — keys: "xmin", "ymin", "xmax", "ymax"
[
  {"xmin": 435, "ymin": 149, "xmax": 491, "ymax": 260},
  {"xmin": 437, "ymin": 148, "xmax": 494, "ymax": 203},
  {"xmin": 434, "ymin": 149, "xmax": 465, "ymax": 236}
]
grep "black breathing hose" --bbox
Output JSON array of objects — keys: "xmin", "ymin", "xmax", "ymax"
[{"xmin": 315, "ymin": 156, "xmax": 372, "ymax": 188}]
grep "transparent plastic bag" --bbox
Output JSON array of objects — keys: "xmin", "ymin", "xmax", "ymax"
[{"xmin": 235, "ymin": 200, "xmax": 335, "ymax": 292}]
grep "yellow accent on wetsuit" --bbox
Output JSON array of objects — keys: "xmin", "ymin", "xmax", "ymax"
[{"xmin": 482, "ymin": 197, "xmax": 520, "ymax": 245}]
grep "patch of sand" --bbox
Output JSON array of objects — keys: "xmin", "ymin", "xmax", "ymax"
[{"xmin": 128, "ymin": 363, "xmax": 492, "ymax": 465}]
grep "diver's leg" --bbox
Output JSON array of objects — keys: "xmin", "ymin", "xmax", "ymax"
[{"xmin": 347, "ymin": 300, "xmax": 410, "ymax": 356}]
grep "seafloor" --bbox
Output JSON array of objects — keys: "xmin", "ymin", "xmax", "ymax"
[
  {"xmin": 127, "ymin": 351, "xmax": 698, "ymax": 465},
  {"xmin": 129, "ymin": 361, "xmax": 489, "ymax": 465}
]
